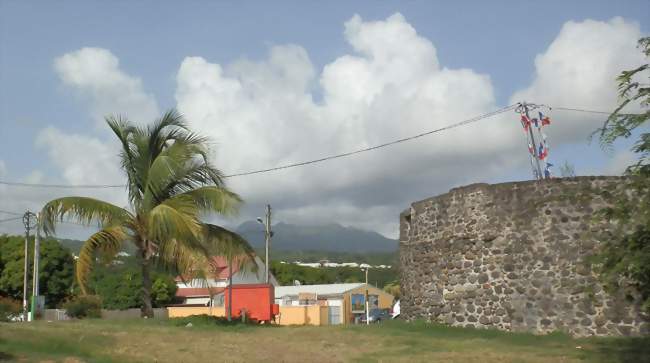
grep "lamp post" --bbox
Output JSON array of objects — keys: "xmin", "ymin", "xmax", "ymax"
[
  {"xmin": 256, "ymin": 205, "xmax": 273, "ymax": 284},
  {"xmin": 364, "ymin": 267, "xmax": 369, "ymax": 325}
]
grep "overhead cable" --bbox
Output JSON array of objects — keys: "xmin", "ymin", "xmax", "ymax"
[{"xmin": 0, "ymin": 104, "xmax": 517, "ymax": 188}]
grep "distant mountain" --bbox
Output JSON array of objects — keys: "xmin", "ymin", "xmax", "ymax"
[
  {"xmin": 235, "ymin": 221, "xmax": 397, "ymax": 253},
  {"xmin": 55, "ymin": 222, "xmax": 398, "ymax": 257},
  {"xmin": 57, "ymin": 238, "xmax": 84, "ymax": 254}
]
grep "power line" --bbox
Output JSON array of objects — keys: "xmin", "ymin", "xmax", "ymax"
[
  {"xmin": 227, "ymin": 104, "xmax": 517, "ymax": 177},
  {"xmin": 0, "ymin": 104, "xmax": 517, "ymax": 188},
  {"xmin": 0, "ymin": 104, "xmax": 625, "ymax": 189},
  {"xmin": 0, "ymin": 210, "xmax": 93, "ymax": 227},
  {"xmin": 0, "ymin": 180, "xmax": 124, "ymax": 189},
  {"xmin": 549, "ymin": 106, "xmax": 641, "ymax": 116},
  {"xmin": 0, "ymin": 216, "xmax": 22, "ymax": 224},
  {"xmin": 0, "ymin": 210, "xmax": 23, "ymax": 216},
  {"xmin": 550, "ymin": 107, "xmax": 614, "ymax": 116}
]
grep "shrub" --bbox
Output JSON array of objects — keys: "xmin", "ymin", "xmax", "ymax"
[
  {"xmin": 63, "ymin": 295, "xmax": 102, "ymax": 319},
  {"xmin": 169, "ymin": 314, "xmax": 258, "ymax": 327},
  {"xmin": 0, "ymin": 296, "xmax": 21, "ymax": 322}
]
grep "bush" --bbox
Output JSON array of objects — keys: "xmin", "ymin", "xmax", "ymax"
[
  {"xmin": 169, "ymin": 314, "xmax": 258, "ymax": 327},
  {"xmin": 0, "ymin": 296, "xmax": 21, "ymax": 322},
  {"xmin": 63, "ymin": 295, "xmax": 102, "ymax": 319}
]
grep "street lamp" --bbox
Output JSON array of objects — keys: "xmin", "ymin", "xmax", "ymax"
[
  {"xmin": 363, "ymin": 267, "xmax": 369, "ymax": 325},
  {"xmin": 256, "ymin": 205, "xmax": 273, "ymax": 284}
]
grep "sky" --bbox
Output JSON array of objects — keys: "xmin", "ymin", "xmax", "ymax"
[{"xmin": 0, "ymin": 0, "xmax": 648, "ymax": 239}]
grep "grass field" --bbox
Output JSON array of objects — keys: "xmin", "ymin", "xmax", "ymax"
[{"xmin": 1, "ymin": 317, "xmax": 648, "ymax": 363}]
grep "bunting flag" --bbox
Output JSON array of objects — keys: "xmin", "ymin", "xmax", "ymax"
[
  {"xmin": 539, "ymin": 111, "xmax": 551, "ymax": 126},
  {"xmin": 520, "ymin": 115, "xmax": 531, "ymax": 132},
  {"xmin": 518, "ymin": 109, "xmax": 554, "ymax": 180},
  {"xmin": 538, "ymin": 143, "xmax": 547, "ymax": 160},
  {"xmin": 544, "ymin": 162, "xmax": 553, "ymax": 179}
]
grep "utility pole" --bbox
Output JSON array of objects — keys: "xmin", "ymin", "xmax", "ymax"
[
  {"xmin": 365, "ymin": 268, "xmax": 369, "ymax": 325},
  {"xmin": 522, "ymin": 102, "xmax": 543, "ymax": 180},
  {"xmin": 258, "ymin": 205, "xmax": 273, "ymax": 284},
  {"xmin": 227, "ymin": 256, "xmax": 233, "ymax": 322},
  {"xmin": 30, "ymin": 212, "xmax": 41, "ymax": 321},
  {"xmin": 265, "ymin": 205, "xmax": 271, "ymax": 284},
  {"xmin": 21, "ymin": 211, "xmax": 35, "ymax": 322}
]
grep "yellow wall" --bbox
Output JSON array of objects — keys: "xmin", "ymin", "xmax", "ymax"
[
  {"xmin": 347, "ymin": 285, "xmax": 394, "ymax": 310},
  {"xmin": 167, "ymin": 306, "xmax": 226, "ymax": 318},
  {"xmin": 277, "ymin": 305, "xmax": 325, "ymax": 326},
  {"xmin": 319, "ymin": 305, "xmax": 329, "ymax": 325}
]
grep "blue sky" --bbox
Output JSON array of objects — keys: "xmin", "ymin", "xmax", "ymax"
[{"xmin": 0, "ymin": 1, "xmax": 648, "ymax": 237}]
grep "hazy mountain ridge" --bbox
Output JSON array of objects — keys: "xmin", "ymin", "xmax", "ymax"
[{"xmin": 236, "ymin": 221, "xmax": 397, "ymax": 253}]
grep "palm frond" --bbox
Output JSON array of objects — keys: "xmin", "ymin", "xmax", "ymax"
[
  {"xmin": 147, "ymin": 200, "xmax": 203, "ymax": 251},
  {"xmin": 76, "ymin": 226, "xmax": 130, "ymax": 294},
  {"xmin": 41, "ymin": 197, "xmax": 132, "ymax": 235},
  {"xmin": 201, "ymin": 224, "xmax": 255, "ymax": 264},
  {"xmin": 171, "ymin": 186, "xmax": 241, "ymax": 216}
]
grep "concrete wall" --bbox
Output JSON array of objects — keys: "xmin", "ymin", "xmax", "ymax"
[
  {"xmin": 168, "ymin": 305, "xmax": 328, "ymax": 325},
  {"xmin": 400, "ymin": 176, "xmax": 649, "ymax": 337},
  {"xmin": 277, "ymin": 305, "xmax": 325, "ymax": 325},
  {"xmin": 167, "ymin": 306, "xmax": 225, "ymax": 318},
  {"xmin": 42, "ymin": 308, "xmax": 168, "ymax": 320}
]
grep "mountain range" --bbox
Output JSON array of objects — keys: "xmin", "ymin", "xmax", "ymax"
[
  {"xmin": 235, "ymin": 221, "xmax": 397, "ymax": 253},
  {"xmin": 56, "ymin": 222, "xmax": 398, "ymax": 256}
]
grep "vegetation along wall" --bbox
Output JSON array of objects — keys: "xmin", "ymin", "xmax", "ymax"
[{"xmin": 399, "ymin": 176, "xmax": 648, "ymax": 337}]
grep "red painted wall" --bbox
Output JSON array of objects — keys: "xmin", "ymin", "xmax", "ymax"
[{"xmin": 224, "ymin": 284, "xmax": 275, "ymax": 322}]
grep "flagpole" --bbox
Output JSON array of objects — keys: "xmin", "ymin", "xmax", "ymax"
[{"xmin": 523, "ymin": 102, "xmax": 543, "ymax": 180}]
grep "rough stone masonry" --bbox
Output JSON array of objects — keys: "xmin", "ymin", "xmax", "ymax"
[{"xmin": 399, "ymin": 176, "xmax": 648, "ymax": 337}]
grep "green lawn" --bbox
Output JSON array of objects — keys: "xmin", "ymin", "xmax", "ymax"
[{"xmin": 0, "ymin": 318, "xmax": 648, "ymax": 363}]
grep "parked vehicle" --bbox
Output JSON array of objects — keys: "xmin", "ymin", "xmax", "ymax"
[{"xmin": 360, "ymin": 308, "xmax": 390, "ymax": 323}]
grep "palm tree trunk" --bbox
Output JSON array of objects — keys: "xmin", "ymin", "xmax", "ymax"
[{"xmin": 140, "ymin": 252, "xmax": 154, "ymax": 318}]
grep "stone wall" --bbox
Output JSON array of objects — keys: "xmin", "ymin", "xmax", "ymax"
[{"xmin": 399, "ymin": 176, "xmax": 648, "ymax": 337}]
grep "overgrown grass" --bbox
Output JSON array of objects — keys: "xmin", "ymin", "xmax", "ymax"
[{"xmin": 0, "ymin": 319, "xmax": 647, "ymax": 362}]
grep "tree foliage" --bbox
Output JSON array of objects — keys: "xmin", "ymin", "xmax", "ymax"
[
  {"xmin": 87, "ymin": 257, "xmax": 178, "ymax": 310},
  {"xmin": 40, "ymin": 110, "xmax": 254, "ymax": 317},
  {"xmin": 0, "ymin": 235, "xmax": 74, "ymax": 307},
  {"xmin": 596, "ymin": 37, "xmax": 650, "ymax": 313},
  {"xmin": 270, "ymin": 261, "xmax": 397, "ymax": 288},
  {"xmin": 63, "ymin": 295, "xmax": 102, "ymax": 319},
  {"xmin": 597, "ymin": 37, "xmax": 649, "ymax": 176}
]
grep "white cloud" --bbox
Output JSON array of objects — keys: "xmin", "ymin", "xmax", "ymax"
[
  {"xmin": 36, "ymin": 127, "xmax": 123, "ymax": 186},
  {"xmin": 510, "ymin": 17, "xmax": 645, "ymax": 144},
  {"xmin": 175, "ymin": 13, "xmax": 519, "ymax": 237},
  {"xmin": 7, "ymin": 14, "xmax": 642, "ymax": 240},
  {"xmin": 54, "ymin": 47, "xmax": 160, "ymax": 125},
  {"xmin": 175, "ymin": 14, "xmax": 646, "ymax": 237}
]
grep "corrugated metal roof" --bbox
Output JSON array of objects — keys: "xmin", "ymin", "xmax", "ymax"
[{"xmin": 274, "ymin": 283, "xmax": 365, "ymax": 297}]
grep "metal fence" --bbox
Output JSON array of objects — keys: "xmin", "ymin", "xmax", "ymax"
[{"xmin": 42, "ymin": 308, "xmax": 168, "ymax": 321}]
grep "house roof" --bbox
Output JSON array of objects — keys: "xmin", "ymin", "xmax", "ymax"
[
  {"xmin": 274, "ymin": 283, "xmax": 365, "ymax": 298},
  {"xmin": 175, "ymin": 255, "xmax": 279, "ymax": 286},
  {"xmin": 175, "ymin": 287, "xmax": 225, "ymax": 297},
  {"xmin": 175, "ymin": 256, "xmax": 245, "ymax": 281}
]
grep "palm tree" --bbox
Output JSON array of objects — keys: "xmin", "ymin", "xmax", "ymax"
[{"xmin": 41, "ymin": 110, "xmax": 254, "ymax": 317}]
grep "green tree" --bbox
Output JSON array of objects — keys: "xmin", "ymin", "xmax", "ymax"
[
  {"xmin": 0, "ymin": 235, "xmax": 74, "ymax": 307},
  {"xmin": 596, "ymin": 37, "xmax": 650, "ymax": 312},
  {"xmin": 87, "ymin": 256, "xmax": 178, "ymax": 310},
  {"xmin": 152, "ymin": 275, "xmax": 177, "ymax": 307},
  {"xmin": 41, "ymin": 110, "xmax": 254, "ymax": 317},
  {"xmin": 91, "ymin": 265, "xmax": 142, "ymax": 310}
]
